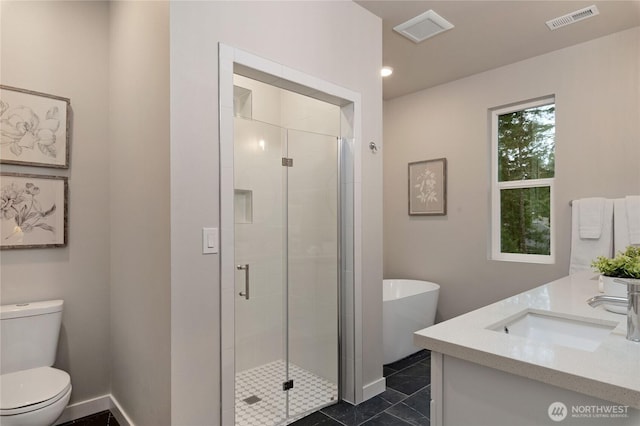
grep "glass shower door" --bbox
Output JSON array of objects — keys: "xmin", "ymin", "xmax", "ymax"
[
  {"xmin": 234, "ymin": 117, "xmax": 288, "ymax": 425},
  {"xmin": 286, "ymin": 129, "xmax": 339, "ymax": 418},
  {"xmin": 234, "ymin": 118, "xmax": 339, "ymax": 425}
]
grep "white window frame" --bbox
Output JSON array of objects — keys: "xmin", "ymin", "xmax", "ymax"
[{"xmin": 490, "ymin": 96, "xmax": 555, "ymax": 264}]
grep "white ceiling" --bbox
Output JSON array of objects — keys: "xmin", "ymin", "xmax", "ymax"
[{"xmin": 355, "ymin": 1, "xmax": 640, "ymax": 99}]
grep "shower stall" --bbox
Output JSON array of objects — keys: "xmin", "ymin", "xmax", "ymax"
[{"xmin": 233, "ymin": 75, "xmax": 342, "ymax": 425}]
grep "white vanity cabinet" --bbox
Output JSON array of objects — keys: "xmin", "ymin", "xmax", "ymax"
[
  {"xmin": 429, "ymin": 352, "xmax": 639, "ymax": 426},
  {"xmin": 414, "ymin": 273, "xmax": 640, "ymax": 426}
]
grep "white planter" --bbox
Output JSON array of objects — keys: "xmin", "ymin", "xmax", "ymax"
[{"xmin": 601, "ymin": 275, "xmax": 627, "ymax": 314}]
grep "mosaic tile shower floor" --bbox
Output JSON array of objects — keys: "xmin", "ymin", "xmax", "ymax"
[{"xmin": 235, "ymin": 360, "xmax": 338, "ymax": 426}]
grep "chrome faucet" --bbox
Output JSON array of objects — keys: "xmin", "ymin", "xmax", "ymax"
[{"xmin": 587, "ymin": 279, "xmax": 640, "ymax": 342}]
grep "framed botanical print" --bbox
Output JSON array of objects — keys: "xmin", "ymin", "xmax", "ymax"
[
  {"xmin": 408, "ymin": 158, "xmax": 447, "ymax": 216},
  {"xmin": 0, "ymin": 85, "xmax": 71, "ymax": 168},
  {"xmin": 1, "ymin": 173, "xmax": 68, "ymax": 249}
]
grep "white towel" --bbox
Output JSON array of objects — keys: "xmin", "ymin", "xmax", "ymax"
[
  {"xmin": 569, "ymin": 199, "xmax": 614, "ymax": 274},
  {"xmin": 613, "ymin": 198, "xmax": 630, "ymax": 254},
  {"xmin": 579, "ymin": 197, "xmax": 605, "ymax": 239},
  {"xmin": 626, "ymin": 195, "xmax": 640, "ymax": 245}
]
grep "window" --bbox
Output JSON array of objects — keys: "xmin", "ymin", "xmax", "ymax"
[{"xmin": 491, "ymin": 97, "xmax": 555, "ymax": 263}]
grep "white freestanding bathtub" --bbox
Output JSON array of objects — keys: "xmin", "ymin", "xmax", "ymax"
[{"xmin": 383, "ymin": 279, "xmax": 440, "ymax": 364}]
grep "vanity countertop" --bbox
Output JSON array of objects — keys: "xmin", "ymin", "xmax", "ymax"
[{"xmin": 414, "ymin": 272, "xmax": 640, "ymax": 409}]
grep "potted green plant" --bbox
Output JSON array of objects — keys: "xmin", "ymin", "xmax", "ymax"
[
  {"xmin": 592, "ymin": 246, "xmax": 640, "ymax": 279},
  {"xmin": 592, "ymin": 246, "xmax": 640, "ymax": 313}
]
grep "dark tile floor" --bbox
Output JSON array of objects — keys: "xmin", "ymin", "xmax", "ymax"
[
  {"xmin": 58, "ymin": 410, "xmax": 120, "ymax": 426},
  {"xmin": 291, "ymin": 350, "xmax": 431, "ymax": 426},
  {"xmin": 59, "ymin": 350, "xmax": 430, "ymax": 426}
]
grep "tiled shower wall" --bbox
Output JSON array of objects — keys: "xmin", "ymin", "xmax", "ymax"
[
  {"xmin": 233, "ymin": 117, "xmax": 285, "ymax": 372},
  {"xmin": 233, "ymin": 75, "xmax": 340, "ymax": 385}
]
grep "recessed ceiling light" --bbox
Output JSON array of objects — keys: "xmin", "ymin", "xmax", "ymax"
[{"xmin": 381, "ymin": 66, "xmax": 394, "ymax": 77}]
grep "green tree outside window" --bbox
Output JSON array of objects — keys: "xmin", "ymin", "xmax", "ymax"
[{"xmin": 497, "ymin": 104, "xmax": 555, "ymax": 255}]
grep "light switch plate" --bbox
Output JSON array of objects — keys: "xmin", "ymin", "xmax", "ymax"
[{"xmin": 202, "ymin": 227, "xmax": 219, "ymax": 254}]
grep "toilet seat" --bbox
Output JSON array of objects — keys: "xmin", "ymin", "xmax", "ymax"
[{"xmin": 0, "ymin": 367, "xmax": 71, "ymax": 416}]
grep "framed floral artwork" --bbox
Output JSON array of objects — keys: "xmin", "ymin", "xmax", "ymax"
[
  {"xmin": 0, "ymin": 85, "xmax": 71, "ymax": 168},
  {"xmin": 408, "ymin": 158, "xmax": 447, "ymax": 216},
  {"xmin": 1, "ymin": 173, "xmax": 68, "ymax": 249}
]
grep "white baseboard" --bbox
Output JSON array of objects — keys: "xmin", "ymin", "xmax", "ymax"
[
  {"xmin": 54, "ymin": 394, "xmax": 111, "ymax": 425},
  {"xmin": 110, "ymin": 394, "xmax": 134, "ymax": 426},
  {"xmin": 362, "ymin": 376, "xmax": 386, "ymax": 401},
  {"xmin": 54, "ymin": 394, "xmax": 134, "ymax": 426}
]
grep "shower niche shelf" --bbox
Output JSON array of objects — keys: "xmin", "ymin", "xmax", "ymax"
[
  {"xmin": 234, "ymin": 189, "xmax": 253, "ymax": 224},
  {"xmin": 234, "ymin": 85, "xmax": 252, "ymax": 119}
]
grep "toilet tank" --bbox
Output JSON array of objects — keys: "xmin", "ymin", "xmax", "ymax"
[{"xmin": 0, "ymin": 300, "xmax": 64, "ymax": 374}]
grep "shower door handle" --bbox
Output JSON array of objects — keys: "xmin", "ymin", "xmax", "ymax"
[{"xmin": 237, "ymin": 264, "xmax": 250, "ymax": 300}]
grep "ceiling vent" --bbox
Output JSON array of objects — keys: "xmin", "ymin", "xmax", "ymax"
[
  {"xmin": 393, "ymin": 10, "xmax": 454, "ymax": 43},
  {"xmin": 546, "ymin": 5, "xmax": 599, "ymax": 30}
]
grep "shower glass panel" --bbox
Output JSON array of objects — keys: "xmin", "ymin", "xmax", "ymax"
[
  {"xmin": 234, "ymin": 118, "xmax": 339, "ymax": 425},
  {"xmin": 287, "ymin": 129, "xmax": 339, "ymax": 418},
  {"xmin": 234, "ymin": 117, "xmax": 287, "ymax": 425}
]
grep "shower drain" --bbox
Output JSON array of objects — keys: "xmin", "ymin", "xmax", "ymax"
[{"xmin": 242, "ymin": 395, "xmax": 261, "ymax": 405}]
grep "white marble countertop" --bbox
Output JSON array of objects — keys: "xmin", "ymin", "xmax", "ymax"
[{"xmin": 414, "ymin": 272, "xmax": 640, "ymax": 409}]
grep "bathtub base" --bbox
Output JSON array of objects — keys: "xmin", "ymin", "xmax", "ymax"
[{"xmin": 383, "ymin": 279, "xmax": 439, "ymax": 365}]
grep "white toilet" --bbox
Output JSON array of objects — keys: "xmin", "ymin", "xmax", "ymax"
[{"xmin": 0, "ymin": 300, "xmax": 72, "ymax": 426}]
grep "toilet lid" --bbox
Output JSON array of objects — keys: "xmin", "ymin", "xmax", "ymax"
[{"xmin": 1, "ymin": 367, "xmax": 71, "ymax": 411}]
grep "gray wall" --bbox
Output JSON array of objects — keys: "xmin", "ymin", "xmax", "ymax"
[
  {"xmin": 0, "ymin": 0, "xmax": 111, "ymax": 405},
  {"xmin": 384, "ymin": 27, "xmax": 640, "ymax": 321},
  {"xmin": 1, "ymin": 2, "xmax": 383, "ymax": 423},
  {"xmin": 109, "ymin": 2, "xmax": 171, "ymax": 425},
  {"xmin": 170, "ymin": 2, "xmax": 383, "ymax": 423},
  {"xmin": 1, "ymin": 2, "xmax": 171, "ymax": 424}
]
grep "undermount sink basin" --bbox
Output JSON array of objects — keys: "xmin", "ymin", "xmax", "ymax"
[{"xmin": 488, "ymin": 310, "xmax": 618, "ymax": 352}]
